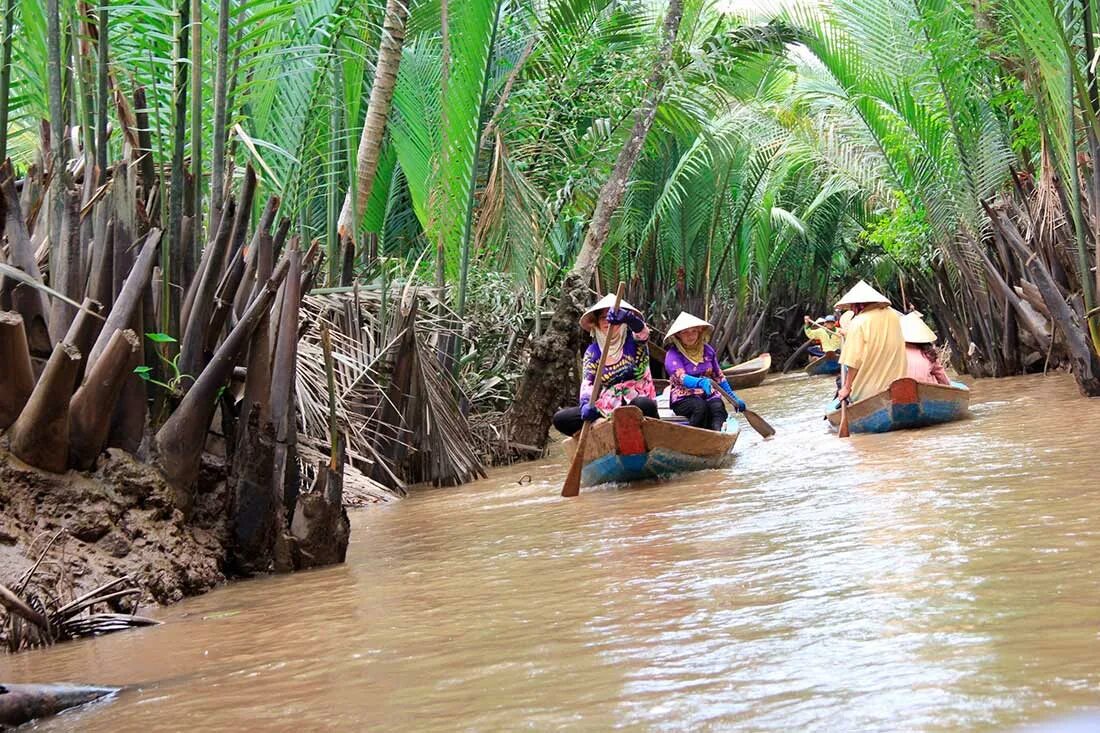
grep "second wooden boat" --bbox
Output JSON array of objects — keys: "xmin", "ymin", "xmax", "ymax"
[
  {"xmin": 825, "ymin": 378, "xmax": 970, "ymax": 434},
  {"xmin": 562, "ymin": 405, "xmax": 739, "ymax": 487},
  {"xmin": 804, "ymin": 351, "xmax": 841, "ymax": 376},
  {"xmin": 722, "ymin": 352, "xmax": 771, "ymax": 389}
]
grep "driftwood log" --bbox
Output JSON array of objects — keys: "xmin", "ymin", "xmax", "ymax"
[{"xmin": 0, "ymin": 683, "xmax": 120, "ymax": 728}]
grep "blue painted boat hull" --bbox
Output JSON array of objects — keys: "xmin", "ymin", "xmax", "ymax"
[
  {"xmin": 564, "ymin": 406, "xmax": 739, "ymax": 488},
  {"xmin": 805, "ymin": 352, "xmax": 841, "ymax": 376},
  {"xmin": 826, "ymin": 378, "xmax": 970, "ymax": 434}
]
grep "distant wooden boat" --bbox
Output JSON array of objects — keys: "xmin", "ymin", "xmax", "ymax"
[
  {"xmin": 722, "ymin": 352, "xmax": 771, "ymax": 389},
  {"xmin": 825, "ymin": 378, "xmax": 970, "ymax": 434},
  {"xmin": 804, "ymin": 351, "xmax": 841, "ymax": 376},
  {"xmin": 562, "ymin": 405, "xmax": 739, "ymax": 487}
]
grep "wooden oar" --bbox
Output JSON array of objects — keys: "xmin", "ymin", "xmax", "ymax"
[
  {"xmin": 717, "ymin": 389, "xmax": 775, "ymax": 439},
  {"xmin": 838, "ymin": 400, "xmax": 850, "ymax": 438},
  {"xmin": 561, "ymin": 281, "xmax": 626, "ymax": 498}
]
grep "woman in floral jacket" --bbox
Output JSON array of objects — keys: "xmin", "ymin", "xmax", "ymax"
[{"xmin": 551, "ymin": 293, "xmax": 658, "ymax": 437}]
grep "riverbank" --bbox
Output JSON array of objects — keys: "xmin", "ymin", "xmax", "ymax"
[{"xmin": 0, "ymin": 445, "xmax": 228, "ymax": 649}]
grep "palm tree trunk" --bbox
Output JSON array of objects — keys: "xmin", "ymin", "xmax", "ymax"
[
  {"xmin": 209, "ymin": 0, "xmax": 231, "ymax": 230},
  {"xmin": 0, "ymin": 0, "xmax": 14, "ymax": 161},
  {"xmin": 336, "ymin": 0, "xmax": 409, "ymax": 239},
  {"xmin": 190, "ymin": 0, "xmax": 202, "ymax": 251},
  {"xmin": 506, "ymin": 0, "xmax": 684, "ymax": 451},
  {"xmin": 167, "ymin": 0, "xmax": 190, "ymax": 341}
]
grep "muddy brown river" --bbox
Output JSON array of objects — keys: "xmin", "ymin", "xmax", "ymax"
[{"xmin": 2, "ymin": 373, "xmax": 1099, "ymax": 731}]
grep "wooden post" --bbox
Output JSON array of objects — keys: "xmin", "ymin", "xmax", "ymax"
[
  {"xmin": 0, "ymin": 311, "xmax": 35, "ymax": 428},
  {"xmin": 7, "ymin": 341, "xmax": 82, "ymax": 473}
]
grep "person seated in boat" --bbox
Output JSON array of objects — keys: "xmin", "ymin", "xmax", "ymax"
[
  {"xmin": 551, "ymin": 294, "xmax": 658, "ymax": 437},
  {"xmin": 835, "ymin": 280, "xmax": 908, "ymax": 404},
  {"xmin": 663, "ymin": 312, "xmax": 747, "ymax": 431},
  {"xmin": 803, "ymin": 315, "xmax": 842, "ymax": 358},
  {"xmin": 901, "ymin": 311, "xmax": 951, "ymax": 385}
]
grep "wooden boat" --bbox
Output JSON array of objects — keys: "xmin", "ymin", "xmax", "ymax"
[
  {"xmin": 722, "ymin": 352, "xmax": 771, "ymax": 389},
  {"xmin": 825, "ymin": 378, "xmax": 970, "ymax": 434},
  {"xmin": 562, "ymin": 405, "xmax": 739, "ymax": 487},
  {"xmin": 804, "ymin": 350, "xmax": 841, "ymax": 376}
]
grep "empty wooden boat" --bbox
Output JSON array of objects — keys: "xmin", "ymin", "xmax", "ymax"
[
  {"xmin": 562, "ymin": 405, "xmax": 739, "ymax": 487},
  {"xmin": 722, "ymin": 352, "xmax": 771, "ymax": 389},
  {"xmin": 804, "ymin": 351, "xmax": 840, "ymax": 376},
  {"xmin": 825, "ymin": 378, "xmax": 970, "ymax": 434}
]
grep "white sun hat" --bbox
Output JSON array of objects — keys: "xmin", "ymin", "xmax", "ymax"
[
  {"xmin": 664, "ymin": 312, "xmax": 714, "ymax": 343},
  {"xmin": 579, "ymin": 293, "xmax": 643, "ymax": 332},
  {"xmin": 834, "ymin": 280, "xmax": 891, "ymax": 309},
  {"xmin": 900, "ymin": 311, "xmax": 938, "ymax": 344}
]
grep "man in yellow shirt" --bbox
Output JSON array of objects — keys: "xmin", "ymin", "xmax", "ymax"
[
  {"xmin": 835, "ymin": 281, "xmax": 907, "ymax": 403},
  {"xmin": 803, "ymin": 315, "xmax": 842, "ymax": 356}
]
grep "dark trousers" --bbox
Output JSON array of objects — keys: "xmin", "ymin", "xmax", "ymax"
[
  {"xmin": 552, "ymin": 397, "xmax": 659, "ymax": 437},
  {"xmin": 808, "ymin": 344, "xmax": 825, "ymax": 358},
  {"xmin": 671, "ymin": 395, "xmax": 727, "ymax": 431}
]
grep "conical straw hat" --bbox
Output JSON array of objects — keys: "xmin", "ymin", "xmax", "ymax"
[
  {"xmin": 664, "ymin": 312, "xmax": 713, "ymax": 343},
  {"xmin": 900, "ymin": 312, "xmax": 938, "ymax": 344},
  {"xmin": 579, "ymin": 293, "xmax": 642, "ymax": 332},
  {"xmin": 834, "ymin": 280, "xmax": 891, "ymax": 309}
]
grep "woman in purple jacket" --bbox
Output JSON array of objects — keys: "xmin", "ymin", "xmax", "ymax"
[
  {"xmin": 663, "ymin": 312, "xmax": 746, "ymax": 431},
  {"xmin": 551, "ymin": 293, "xmax": 658, "ymax": 437}
]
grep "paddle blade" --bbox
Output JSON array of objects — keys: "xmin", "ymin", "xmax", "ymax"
[
  {"xmin": 838, "ymin": 403, "xmax": 850, "ymax": 439},
  {"xmin": 561, "ymin": 424, "xmax": 590, "ymax": 497},
  {"xmin": 743, "ymin": 409, "xmax": 775, "ymax": 438}
]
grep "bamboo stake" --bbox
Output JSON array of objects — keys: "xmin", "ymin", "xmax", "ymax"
[
  {"xmin": 180, "ymin": 196, "xmax": 234, "ymax": 346},
  {"xmin": 156, "ymin": 257, "xmax": 290, "ymax": 511},
  {"xmin": 8, "ymin": 341, "xmax": 82, "ymax": 473},
  {"xmin": 0, "ymin": 162, "xmax": 51, "ymax": 353},
  {"xmin": 270, "ymin": 246, "xmax": 302, "ymax": 515},
  {"xmin": 62, "ymin": 296, "xmax": 103, "ymax": 385},
  {"xmin": 69, "ymin": 328, "xmax": 139, "ymax": 469},
  {"xmin": 0, "ymin": 311, "xmax": 35, "ymax": 428},
  {"xmin": 86, "ymin": 228, "xmax": 162, "ymax": 372}
]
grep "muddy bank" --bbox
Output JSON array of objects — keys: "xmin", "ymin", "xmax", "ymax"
[{"xmin": 0, "ymin": 445, "xmax": 228, "ymax": 648}]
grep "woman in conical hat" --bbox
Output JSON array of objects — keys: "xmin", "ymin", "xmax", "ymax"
[
  {"xmin": 663, "ymin": 312, "xmax": 747, "ymax": 431},
  {"xmin": 901, "ymin": 312, "xmax": 950, "ymax": 385},
  {"xmin": 834, "ymin": 280, "xmax": 908, "ymax": 403},
  {"xmin": 551, "ymin": 293, "xmax": 658, "ymax": 437}
]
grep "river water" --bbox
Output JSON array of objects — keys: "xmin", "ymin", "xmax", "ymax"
[{"xmin": 3, "ymin": 373, "xmax": 1099, "ymax": 732}]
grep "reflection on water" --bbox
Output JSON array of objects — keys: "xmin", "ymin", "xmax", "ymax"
[{"xmin": 2, "ymin": 374, "xmax": 1099, "ymax": 732}]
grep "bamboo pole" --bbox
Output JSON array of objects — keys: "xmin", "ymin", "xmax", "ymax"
[
  {"xmin": 0, "ymin": 311, "xmax": 35, "ymax": 429},
  {"xmin": 69, "ymin": 328, "xmax": 139, "ymax": 470},
  {"xmin": 8, "ymin": 341, "xmax": 82, "ymax": 473},
  {"xmin": 156, "ymin": 257, "xmax": 290, "ymax": 511}
]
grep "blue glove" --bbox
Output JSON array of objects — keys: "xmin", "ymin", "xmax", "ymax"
[
  {"xmin": 606, "ymin": 307, "xmax": 645, "ymax": 332},
  {"xmin": 719, "ymin": 383, "xmax": 746, "ymax": 412},
  {"xmin": 681, "ymin": 375, "xmax": 713, "ymax": 396},
  {"xmin": 580, "ymin": 400, "xmax": 600, "ymax": 422}
]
